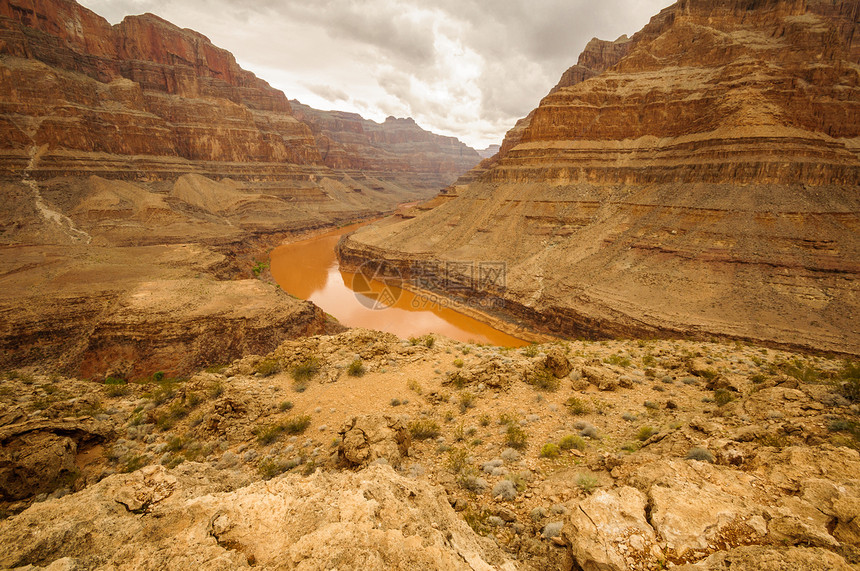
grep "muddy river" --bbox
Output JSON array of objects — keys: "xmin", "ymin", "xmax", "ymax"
[{"xmin": 270, "ymin": 224, "xmax": 527, "ymax": 346}]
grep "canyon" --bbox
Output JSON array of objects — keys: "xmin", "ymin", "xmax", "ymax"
[
  {"xmin": 339, "ymin": 0, "xmax": 860, "ymax": 356},
  {"xmin": 1, "ymin": 0, "xmax": 859, "ymax": 570},
  {"xmin": 0, "ymin": 0, "xmax": 481, "ymax": 377}
]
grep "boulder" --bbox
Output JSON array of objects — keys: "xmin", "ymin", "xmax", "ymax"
[
  {"xmin": 338, "ymin": 415, "xmax": 411, "ymax": 468},
  {"xmin": 564, "ymin": 486, "xmax": 661, "ymax": 571}
]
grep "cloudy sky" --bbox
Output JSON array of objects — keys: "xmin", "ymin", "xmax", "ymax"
[{"xmin": 78, "ymin": 0, "xmax": 673, "ymax": 149}]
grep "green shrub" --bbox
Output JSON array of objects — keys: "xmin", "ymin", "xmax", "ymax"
[
  {"xmin": 522, "ymin": 344, "xmax": 540, "ymax": 358},
  {"xmin": 254, "ymin": 424, "xmax": 283, "ymax": 445},
  {"xmin": 604, "ymin": 354, "xmax": 631, "ymax": 367},
  {"xmin": 279, "ymin": 400, "xmax": 294, "ymax": 412},
  {"xmin": 453, "ymin": 358, "xmax": 464, "ymax": 368},
  {"xmin": 283, "ymin": 415, "xmax": 312, "ymax": 434},
  {"xmin": 459, "ymin": 391, "xmax": 476, "ymax": 413},
  {"xmin": 540, "ymin": 443, "xmax": 560, "ymax": 458},
  {"xmin": 559, "ymin": 434, "xmax": 586, "ymax": 451},
  {"xmin": 292, "ymin": 357, "xmax": 321, "ymax": 382},
  {"xmin": 347, "ymin": 359, "xmax": 366, "ymax": 377},
  {"xmin": 447, "ymin": 447, "xmax": 470, "ymax": 474},
  {"xmin": 576, "ymin": 473, "xmax": 598, "ymax": 493},
  {"xmin": 409, "ymin": 419, "xmax": 441, "ymax": 440},
  {"xmin": 407, "ymin": 379, "xmax": 422, "ymax": 394},
  {"xmin": 255, "ymin": 358, "xmax": 282, "ymax": 377},
  {"xmin": 837, "ymin": 361, "xmax": 860, "ymax": 402},
  {"xmin": 780, "ymin": 359, "xmax": 821, "ymax": 383},
  {"xmin": 505, "ymin": 424, "xmax": 528, "ymax": 450},
  {"xmin": 636, "ymin": 425, "xmax": 657, "ymax": 441},
  {"xmin": 526, "ymin": 366, "xmax": 559, "ymax": 392},
  {"xmin": 713, "ymin": 388, "xmax": 735, "ymax": 406}
]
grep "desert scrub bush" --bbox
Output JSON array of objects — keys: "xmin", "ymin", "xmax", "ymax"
[
  {"xmin": 686, "ymin": 446, "xmax": 715, "ymax": 463},
  {"xmin": 636, "ymin": 425, "xmax": 657, "ymax": 441},
  {"xmin": 576, "ymin": 473, "xmax": 598, "ymax": 493},
  {"xmin": 283, "ymin": 414, "xmax": 312, "ymax": 434},
  {"xmin": 251, "ymin": 261, "xmax": 269, "ymax": 277},
  {"xmin": 407, "ymin": 379, "xmax": 422, "ymax": 394},
  {"xmin": 347, "ymin": 359, "xmax": 366, "ymax": 377},
  {"xmin": 559, "ymin": 434, "xmax": 586, "ymax": 451},
  {"xmin": 642, "ymin": 354, "xmax": 656, "ymax": 367},
  {"xmin": 498, "ymin": 412, "xmax": 518, "ymax": 425},
  {"xmin": 390, "ymin": 398, "xmax": 402, "ymax": 407},
  {"xmin": 254, "ymin": 423, "xmax": 284, "ymax": 445},
  {"xmin": 505, "ymin": 423, "xmax": 528, "ymax": 450},
  {"xmin": 579, "ymin": 423, "xmax": 599, "ymax": 439},
  {"xmin": 453, "ymin": 358, "xmax": 464, "ymax": 368},
  {"xmin": 522, "ymin": 344, "xmax": 540, "ymax": 358},
  {"xmin": 447, "ymin": 447, "xmax": 470, "ymax": 474},
  {"xmin": 565, "ymin": 396, "xmax": 591, "ymax": 415},
  {"xmin": 780, "ymin": 359, "xmax": 821, "ymax": 383},
  {"xmin": 698, "ymin": 368, "xmax": 720, "ymax": 381},
  {"xmin": 643, "ymin": 400, "xmax": 659, "ymax": 410},
  {"xmin": 749, "ymin": 373, "xmax": 768, "ymax": 384},
  {"xmin": 409, "ymin": 334, "xmax": 435, "ymax": 348},
  {"xmin": 479, "ymin": 414, "xmax": 490, "ymax": 427},
  {"xmin": 258, "ymin": 457, "xmax": 290, "ymax": 479},
  {"xmin": 492, "ymin": 479, "xmax": 518, "ymax": 500},
  {"xmin": 459, "ymin": 391, "xmax": 476, "ymax": 413},
  {"xmin": 621, "ymin": 441, "xmax": 641, "ymax": 453},
  {"xmin": 713, "ymin": 388, "xmax": 735, "ymax": 406},
  {"xmin": 463, "ymin": 507, "xmax": 491, "ymax": 535},
  {"xmin": 540, "ymin": 443, "xmax": 560, "ymax": 458},
  {"xmin": 279, "ymin": 400, "xmax": 294, "ymax": 412},
  {"xmin": 621, "ymin": 412, "xmax": 637, "ymax": 422},
  {"xmin": 104, "ymin": 377, "xmax": 129, "ymax": 397},
  {"xmin": 255, "ymin": 358, "xmax": 282, "ymax": 377},
  {"xmin": 121, "ymin": 454, "xmax": 149, "ymax": 473},
  {"xmin": 526, "ymin": 366, "xmax": 559, "ymax": 392},
  {"xmin": 208, "ymin": 382, "xmax": 224, "ymax": 399},
  {"xmin": 836, "ymin": 361, "xmax": 860, "ymax": 403},
  {"xmin": 409, "ymin": 419, "xmax": 441, "ymax": 440},
  {"xmin": 443, "ymin": 410, "xmax": 455, "ymax": 422},
  {"xmin": 291, "ymin": 357, "xmax": 321, "ymax": 382},
  {"xmin": 604, "ymin": 354, "xmax": 631, "ymax": 367}
]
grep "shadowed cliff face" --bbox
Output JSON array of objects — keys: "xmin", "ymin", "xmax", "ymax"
[{"xmin": 340, "ymin": 0, "xmax": 860, "ymax": 355}]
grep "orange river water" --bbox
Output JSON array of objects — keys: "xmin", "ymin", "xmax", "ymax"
[{"xmin": 270, "ymin": 224, "xmax": 528, "ymax": 347}]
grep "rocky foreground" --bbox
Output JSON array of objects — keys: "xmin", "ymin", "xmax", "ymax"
[
  {"xmin": 1, "ymin": 330, "xmax": 858, "ymax": 569},
  {"xmin": 339, "ymin": 0, "xmax": 860, "ymax": 355}
]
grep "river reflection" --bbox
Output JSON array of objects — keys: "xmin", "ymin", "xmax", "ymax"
[{"xmin": 270, "ymin": 224, "xmax": 528, "ymax": 347}]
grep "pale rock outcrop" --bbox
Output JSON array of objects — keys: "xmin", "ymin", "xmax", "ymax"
[
  {"xmin": 338, "ymin": 415, "xmax": 411, "ymax": 468},
  {"xmin": 0, "ymin": 463, "xmax": 518, "ymax": 571}
]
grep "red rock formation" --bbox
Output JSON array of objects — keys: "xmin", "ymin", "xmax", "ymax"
[
  {"xmin": 340, "ymin": 0, "xmax": 860, "ymax": 354},
  {"xmin": 290, "ymin": 101, "xmax": 481, "ymax": 191}
]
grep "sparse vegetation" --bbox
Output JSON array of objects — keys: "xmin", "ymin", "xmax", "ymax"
[
  {"xmin": 686, "ymin": 446, "xmax": 715, "ymax": 462},
  {"xmin": 255, "ymin": 358, "xmax": 282, "ymax": 377},
  {"xmin": 347, "ymin": 358, "xmax": 366, "ymax": 377},
  {"xmin": 540, "ymin": 442, "xmax": 560, "ymax": 458},
  {"xmin": 559, "ymin": 434, "xmax": 586, "ymax": 451},
  {"xmin": 576, "ymin": 473, "xmax": 599, "ymax": 493},
  {"xmin": 459, "ymin": 391, "xmax": 476, "ymax": 413},
  {"xmin": 504, "ymin": 423, "xmax": 528, "ymax": 450},
  {"xmin": 526, "ymin": 366, "xmax": 559, "ymax": 392},
  {"xmin": 604, "ymin": 354, "xmax": 631, "ymax": 367},
  {"xmin": 636, "ymin": 425, "xmax": 657, "ymax": 441},
  {"xmin": 409, "ymin": 419, "xmax": 441, "ymax": 440},
  {"xmin": 565, "ymin": 396, "xmax": 591, "ymax": 415},
  {"xmin": 713, "ymin": 388, "xmax": 735, "ymax": 406},
  {"xmin": 292, "ymin": 357, "xmax": 321, "ymax": 382}
]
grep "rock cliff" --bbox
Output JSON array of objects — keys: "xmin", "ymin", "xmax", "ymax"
[
  {"xmin": 291, "ymin": 101, "xmax": 482, "ymax": 193},
  {"xmin": 0, "ymin": 0, "xmax": 481, "ymax": 376},
  {"xmin": 340, "ymin": 0, "xmax": 860, "ymax": 355}
]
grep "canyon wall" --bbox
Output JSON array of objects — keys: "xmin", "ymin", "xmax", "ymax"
[
  {"xmin": 340, "ymin": 0, "xmax": 860, "ymax": 355},
  {"xmin": 0, "ymin": 0, "xmax": 480, "ymax": 376}
]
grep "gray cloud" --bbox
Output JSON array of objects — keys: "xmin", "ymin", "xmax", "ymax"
[{"xmin": 78, "ymin": 0, "xmax": 674, "ymax": 149}]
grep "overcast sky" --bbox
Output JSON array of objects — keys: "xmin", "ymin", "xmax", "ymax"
[{"xmin": 78, "ymin": 0, "xmax": 673, "ymax": 149}]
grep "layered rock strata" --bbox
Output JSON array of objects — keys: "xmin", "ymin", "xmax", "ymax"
[
  {"xmin": 0, "ymin": 0, "xmax": 480, "ymax": 375},
  {"xmin": 340, "ymin": 0, "xmax": 860, "ymax": 354}
]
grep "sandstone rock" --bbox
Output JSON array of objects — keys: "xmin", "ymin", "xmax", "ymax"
[
  {"xmin": 338, "ymin": 415, "xmax": 411, "ymax": 468},
  {"xmin": 0, "ymin": 418, "xmax": 111, "ymax": 501},
  {"xmin": 675, "ymin": 545, "xmax": 854, "ymax": 571},
  {"xmin": 543, "ymin": 346, "xmax": 572, "ymax": 378},
  {"xmin": 0, "ymin": 463, "xmax": 518, "ymax": 571},
  {"xmin": 581, "ymin": 366, "xmax": 617, "ymax": 391},
  {"xmin": 564, "ymin": 486, "xmax": 661, "ymax": 571}
]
